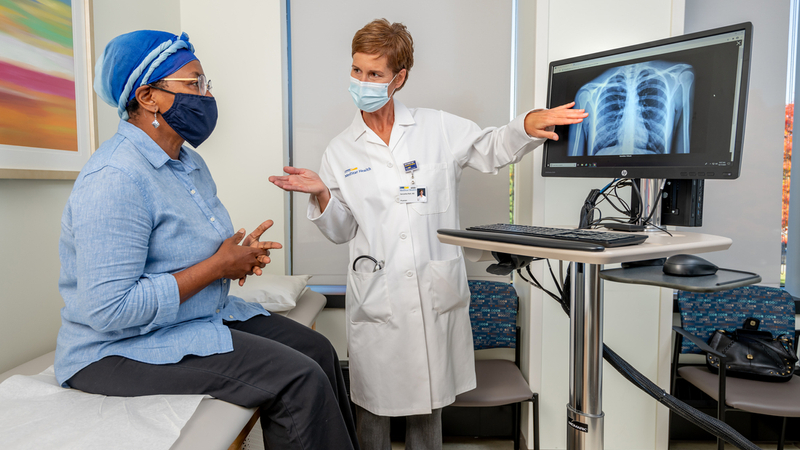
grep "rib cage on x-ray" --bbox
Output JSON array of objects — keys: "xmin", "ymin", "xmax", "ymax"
[{"xmin": 568, "ymin": 61, "xmax": 695, "ymax": 156}]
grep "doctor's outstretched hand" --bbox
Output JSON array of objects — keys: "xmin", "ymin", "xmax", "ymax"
[
  {"xmin": 523, "ymin": 101, "xmax": 589, "ymax": 141},
  {"xmin": 269, "ymin": 166, "xmax": 332, "ymax": 211}
]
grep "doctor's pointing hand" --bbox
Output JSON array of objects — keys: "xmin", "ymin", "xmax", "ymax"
[{"xmin": 269, "ymin": 18, "xmax": 586, "ymax": 450}]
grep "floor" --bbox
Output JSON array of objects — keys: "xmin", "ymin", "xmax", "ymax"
[
  {"xmin": 246, "ymin": 424, "xmax": 797, "ymax": 449},
  {"xmin": 391, "ymin": 438, "xmax": 512, "ymax": 449},
  {"xmin": 385, "ymin": 440, "xmax": 800, "ymax": 449},
  {"xmin": 669, "ymin": 443, "xmax": 800, "ymax": 450}
]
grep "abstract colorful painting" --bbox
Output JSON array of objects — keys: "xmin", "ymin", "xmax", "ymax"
[
  {"xmin": 0, "ymin": 0, "xmax": 78, "ymax": 151},
  {"xmin": 0, "ymin": 0, "xmax": 92, "ymax": 177}
]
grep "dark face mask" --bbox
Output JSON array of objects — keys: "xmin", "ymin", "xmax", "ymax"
[{"xmin": 159, "ymin": 92, "xmax": 218, "ymax": 148}]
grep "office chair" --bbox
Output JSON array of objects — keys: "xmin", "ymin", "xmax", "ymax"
[
  {"xmin": 671, "ymin": 285, "xmax": 800, "ymax": 450},
  {"xmin": 451, "ymin": 280, "xmax": 539, "ymax": 450}
]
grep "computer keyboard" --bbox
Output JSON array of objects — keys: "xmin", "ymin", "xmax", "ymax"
[{"xmin": 439, "ymin": 223, "xmax": 648, "ymax": 251}]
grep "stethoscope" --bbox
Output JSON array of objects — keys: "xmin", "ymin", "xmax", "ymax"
[{"xmin": 353, "ymin": 255, "xmax": 384, "ymax": 272}]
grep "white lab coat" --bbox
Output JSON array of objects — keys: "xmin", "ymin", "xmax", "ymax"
[{"xmin": 308, "ymin": 101, "xmax": 545, "ymax": 416}]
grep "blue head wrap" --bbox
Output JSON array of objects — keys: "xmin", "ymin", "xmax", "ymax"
[{"xmin": 94, "ymin": 30, "xmax": 197, "ymax": 120}]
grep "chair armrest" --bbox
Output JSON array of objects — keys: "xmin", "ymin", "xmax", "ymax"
[
  {"xmin": 672, "ymin": 326, "xmax": 725, "ymax": 359},
  {"xmin": 673, "ymin": 326, "xmax": 731, "ymax": 424}
]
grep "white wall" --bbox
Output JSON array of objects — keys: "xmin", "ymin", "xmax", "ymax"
[
  {"xmin": 682, "ymin": 0, "xmax": 789, "ymax": 286},
  {"xmin": 0, "ymin": 179, "xmax": 73, "ymax": 374},
  {"xmin": 92, "ymin": 2, "xmax": 183, "ymax": 143},
  {"xmin": 513, "ymin": 1, "xmax": 541, "ymax": 445},
  {"xmin": 517, "ymin": 1, "xmax": 790, "ymax": 448},
  {"xmin": 289, "ymin": 0, "xmax": 516, "ymax": 285},
  {"xmin": 519, "ymin": 1, "xmax": 682, "ymax": 449},
  {"xmin": 96, "ymin": 0, "xmax": 288, "ymax": 275},
  {"xmin": 2, "ymin": 2, "xmax": 790, "ymax": 448},
  {"xmin": 0, "ymin": 0, "xmax": 289, "ymax": 374},
  {"xmin": 178, "ymin": 0, "xmax": 287, "ymax": 274},
  {"xmin": 0, "ymin": 0, "xmax": 183, "ymax": 376}
]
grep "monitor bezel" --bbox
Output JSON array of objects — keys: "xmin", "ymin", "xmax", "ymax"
[{"xmin": 542, "ymin": 22, "xmax": 753, "ymax": 180}]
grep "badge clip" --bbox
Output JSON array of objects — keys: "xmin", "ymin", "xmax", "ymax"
[{"xmin": 403, "ymin": 160, "xmax": 418, "ymax": 185}]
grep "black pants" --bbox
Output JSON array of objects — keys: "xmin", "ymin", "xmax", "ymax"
[{"xmin": 68, "ymin": 314, "xmax": 359, "ymax": 450}]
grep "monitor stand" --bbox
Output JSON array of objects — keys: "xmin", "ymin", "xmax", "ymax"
[{"xmin": 634, "ymin": 178, "xmax": 665, "ymax": 232}]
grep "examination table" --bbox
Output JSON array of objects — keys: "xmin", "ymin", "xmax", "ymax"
[{"xmin": 0, "ymin": 288, "xmax": 327, "ymax": 450}]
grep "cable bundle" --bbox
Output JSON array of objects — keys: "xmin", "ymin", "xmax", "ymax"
[
  {"xmin": 518, "ymin": 265, "xmax": 763, "ymax": 450},
  {"xmin": 578, "ymin": 178, "xmax": 671, "ymax": 235}
]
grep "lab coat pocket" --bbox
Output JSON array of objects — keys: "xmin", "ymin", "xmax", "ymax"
[
  {"xmin": 347, "ymin": 268, "xmax": 392, "ymax": 323},
  {"xmin": 410, "ymin": 163, "xmax": 451, "ymax": 215},
  {"xmin": 429, "ymin": 256, "xmax": 469, "ymax": 314}
]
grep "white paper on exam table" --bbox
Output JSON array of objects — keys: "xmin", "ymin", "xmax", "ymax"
[{"xmin": 0, "ymin": 365, "xmax": 205, "ymax": 450}]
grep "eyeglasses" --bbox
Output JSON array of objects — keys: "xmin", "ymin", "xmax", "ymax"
[{"xmin": 157, "ymin": 74, "xmax": 213, "ymax": 96}]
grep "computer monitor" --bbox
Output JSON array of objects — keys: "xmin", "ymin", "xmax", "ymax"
[{"xmin": 542, "ymin": 22, "xmax": 752, "ymax": 181}]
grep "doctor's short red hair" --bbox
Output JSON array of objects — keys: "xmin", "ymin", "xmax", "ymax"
[{"xmin": 351, "ymin": 19, "xmax": 414, "ymax": 92}]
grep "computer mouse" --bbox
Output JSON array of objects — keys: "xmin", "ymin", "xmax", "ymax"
[{"xmin": 663, "ymin": 254, "xmax": 718, "ymax": 277}]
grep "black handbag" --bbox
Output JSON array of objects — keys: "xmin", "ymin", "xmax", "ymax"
[{"xmin": 705, "ymin": 317, "xmax": 798, "ymax": 382}]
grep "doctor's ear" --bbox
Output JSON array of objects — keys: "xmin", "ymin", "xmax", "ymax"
[{"xmin": 394, "ymin": 68, "xmax": 408, "ymax": 92}]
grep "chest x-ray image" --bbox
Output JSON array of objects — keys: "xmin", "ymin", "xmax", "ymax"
[{"xmin": 568, "ymin": 61, "xmax": 694, "ymax": 156}]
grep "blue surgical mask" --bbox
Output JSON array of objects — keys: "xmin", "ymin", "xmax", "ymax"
[
  {"xmin": 348, "ymin": 74, "xmax": 398, "ymax": 113},
  {"xmin": 160, "ymin": 92, "xmax": 218, "ymax": 148}
]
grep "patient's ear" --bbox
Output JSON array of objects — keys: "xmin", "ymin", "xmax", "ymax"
[{"xmin": 133, "ymin": 85, "xmax": 159, "ymax": 115}]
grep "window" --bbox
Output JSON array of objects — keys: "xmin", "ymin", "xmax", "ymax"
[
  {"xmin": 783, "ymin": 103, "xmax": 791, "ymax": 286},
  {"xmin": 783, "ymin": 0, "xmax": 798, "ymax": 287}
]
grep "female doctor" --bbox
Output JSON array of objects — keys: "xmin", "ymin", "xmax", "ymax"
[{"xmin": 269, "ymin": 19, "xmax": 587, "ymax": 449}]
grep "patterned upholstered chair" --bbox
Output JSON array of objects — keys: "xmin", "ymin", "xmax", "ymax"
[
  {"xmin": 452, "ymin": 280, "xmax": 539, "ymax": 450},
  {"xmin": 671, "ymin": 285, "xmax": 800, "ymax": 450}
]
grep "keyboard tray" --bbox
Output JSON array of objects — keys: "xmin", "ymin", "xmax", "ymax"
[
  {"xmin": 437, "ymin": 229, "xmax": 606, "ymax": 252},
  {"xmin": 465, "ymin": 223, "xmax": 648, "ymax": 248}
]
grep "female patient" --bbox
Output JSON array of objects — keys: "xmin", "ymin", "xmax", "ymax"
[{"xmin": 55, "ymin": 30, "xmax": 358, "ymax": 450}]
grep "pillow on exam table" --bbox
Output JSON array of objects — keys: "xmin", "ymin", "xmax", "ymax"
[{"xmin": 229, "ymin": 274, "xmax": 312, "ymax": 312}]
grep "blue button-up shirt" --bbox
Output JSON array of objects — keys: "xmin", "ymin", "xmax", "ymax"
[{"xmin": 55, "ymin": 120, "xmax": 268, "ymax": 387}]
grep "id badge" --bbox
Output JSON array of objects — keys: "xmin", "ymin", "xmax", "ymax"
[{"xmin": 399, "ymin": 185, "xmax": 428, "ymax": 203}]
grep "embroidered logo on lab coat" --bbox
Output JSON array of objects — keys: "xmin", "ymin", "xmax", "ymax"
[{"xmin": 344, "ymin": 167, "xmax": 372, "ymax": 178}]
